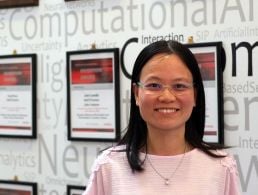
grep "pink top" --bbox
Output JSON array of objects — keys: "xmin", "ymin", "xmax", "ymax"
[{"xmin": 83, "ymin": 146, "xmax": 241, "ymax": 195}]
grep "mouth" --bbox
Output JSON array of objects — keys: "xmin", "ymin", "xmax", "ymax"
[{"xmin": 154, "ymin": 108, "xmax": 179, "ymax": 113}]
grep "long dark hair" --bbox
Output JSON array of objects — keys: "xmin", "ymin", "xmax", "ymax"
[{"xmin": 118, "ymin": 40, "xmax": 225, "ymax": 172}]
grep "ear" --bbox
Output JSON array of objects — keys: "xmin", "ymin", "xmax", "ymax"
[{"xmin": 133, "ymin": 83, "xmax": 139, "ymax": 106}]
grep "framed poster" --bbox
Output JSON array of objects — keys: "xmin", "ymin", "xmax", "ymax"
[
  {"xmin": 0, "ymin": 180, "xmax": 37, "ymax": 195},
  {"xmin": 67, "ymin": 185, "xmax": 85, "ymax": 195},
  {"xmin": 0, "ymin": 54, "xmax": 37, "ymax": 139},
  {"xmin": 67, "ymin": 48, "xmax": 120, "ymax": 141},
  {"xmin": 0, "ymin": 0, "xmax": 39, "ymax": 9},
  {"xmin": 186, "ymin": 42, "xmax": 224, "ymax": 144}
]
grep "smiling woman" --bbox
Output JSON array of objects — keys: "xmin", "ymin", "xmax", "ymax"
[
  {"xmin": 83, "ymin": 40, "xmax": 241, "ymax": 195},
  {"xmin": 0, "ymin": 0, "xmax": 38, "ymax": 9}
]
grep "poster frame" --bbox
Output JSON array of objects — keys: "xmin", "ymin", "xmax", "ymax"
[
  {"xmin": 67, "ymin": 185, "xmax": 85, "ymax": 195},
  {"xmin": 0, "ymin": 0, "xmax": 39, "ymax": 9},
  {"xmin": 0, "ymin": 180, "xmax": 37, "ymax": 195},
  {"xmin": 0, "ymin": 53, "xmax": 37, "ymax": 139},
  {"xmin": 66, "ymin": 48, "xmax": 120, "ymax": 142},
  {"xmin": 186, "ymin": 42, "xmax": 224, "ymax": 144}
]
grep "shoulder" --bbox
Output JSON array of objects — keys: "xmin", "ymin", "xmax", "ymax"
[
  {"xmin": 211, "ymin": 149, "xmax": 238, "ymax": 172},
  {"xmin": 219, "ymin": 151, "xmax": 238, "ymax": 174},
  {"xmin": 99, "ymin": 145, "xmax": 126, "ymax": 158},
  {"xmin": 85, "ymin": 145, "xmax": 128, "ymax": 193},
  {"xmin": 91, "ymin": 145, "xmax": 127, "ymax": 171},
  {"xmin": 194, "ymin": 149, "xmax": 238, "ymax": 174}
]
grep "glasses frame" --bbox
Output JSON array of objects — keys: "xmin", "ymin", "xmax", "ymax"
[{"xmin": 136, "ymin": 81, "xmax": 194, "ymax": 96}]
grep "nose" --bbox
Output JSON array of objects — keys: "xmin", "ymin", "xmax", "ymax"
[{"xmin": 158, "ymin": 87, "xmax": 177, "ymax": 102}]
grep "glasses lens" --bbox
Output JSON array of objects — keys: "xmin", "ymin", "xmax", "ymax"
[{"xmin": 138, "ymin": 82, "xmax": 193, "ymax": 96}]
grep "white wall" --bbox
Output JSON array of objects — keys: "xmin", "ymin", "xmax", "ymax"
[{"xmin": 0, "ymin": 0, "xmax": 257, "ymax": 194}]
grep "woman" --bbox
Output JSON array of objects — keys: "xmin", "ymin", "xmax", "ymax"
[{"xmin": 83, "ymin": 40, "xmax": 241, "ymax": 195}]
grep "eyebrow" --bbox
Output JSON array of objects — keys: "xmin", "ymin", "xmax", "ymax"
[{"xmin": 143, "ymin": 76, "xmax": 192, "ymax": 83}]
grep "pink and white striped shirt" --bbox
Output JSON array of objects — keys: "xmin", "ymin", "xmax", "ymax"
[{"xmin": 83, "ymin": 146, "xmax": 241, "ymax": 195}]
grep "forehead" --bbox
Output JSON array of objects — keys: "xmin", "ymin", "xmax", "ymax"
[{"xmin": 140, "ymin": 53, "xmax": 192, "ymax": 81}]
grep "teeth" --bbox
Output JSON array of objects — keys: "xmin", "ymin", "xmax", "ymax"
[{"xmin": 157, "ymin": 108, "xmax": 177, "ymax": 113}]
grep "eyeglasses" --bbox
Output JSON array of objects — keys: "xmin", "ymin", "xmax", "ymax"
[{"xmin": 136, "ymin": 81, "xmax": 194, "ymax": 96}]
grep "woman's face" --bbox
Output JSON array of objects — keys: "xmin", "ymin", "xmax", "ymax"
[{"xmin": 134, "ymin": 53, "xmax": 196, "ymax": 133}]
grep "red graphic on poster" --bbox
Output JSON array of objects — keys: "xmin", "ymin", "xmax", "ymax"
[
  {"xmin": 194, "ymin": 52, "xmax": 215, "ymax": 81},
  {"xmin": 0, "ymin": 189, "xmax": 31, "ymax": 195},
  {"xmin": 71, "ymin": 58, "xmax": 113, "ymax": 84},
  {"xmin": 0, "ymin": 63, "xmax": 31, "ymax": 86},
  {"xmin": 0, "ymin": 125, "xmax": 31, "ymax": 130},
  {"xmin": 72, "ymin": 128, "xmax": 113, "ymax": 132}
]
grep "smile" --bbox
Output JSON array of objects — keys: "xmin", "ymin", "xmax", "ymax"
[{"xmin": 155, "ymin": 108, "xmax": 179, "ymax": 113}]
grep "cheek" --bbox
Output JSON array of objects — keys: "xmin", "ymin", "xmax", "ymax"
[
  {"xmin": 138, "ymin": 95, "xmax": 154, "ymax": 115},
  {"xmin": 176, "ymin": 92, "xmax": 195, "ymax": 108},
  {"xmin": 182, "ymin": 96, "xmax": 196, "ymax": 110},
  {"xmin": 138, "ymin": 91, "xmax": 153, "ymax": 104},
  {"xmin": 138, "ymin": 96, "xmax": 150, "ymax": 108}
]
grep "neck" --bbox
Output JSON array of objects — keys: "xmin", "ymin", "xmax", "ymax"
[{"xmin": 146, "ymin": 130, "xmax": 186, "ymax": 156}]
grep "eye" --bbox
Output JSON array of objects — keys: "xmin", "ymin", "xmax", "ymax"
[
  {"xmin": 144, "ymin": 83, "xmax": 162, "ymax": 91},
  {"xmin": 173, "ymin": 83, "xmax": 191, "ymax": 91}
]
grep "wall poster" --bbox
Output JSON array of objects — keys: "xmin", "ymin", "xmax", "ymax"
[
  {"xmin": 66, "ymin": 48, "xmax": 120, "ymax": 141},
  {"xmin": 67, "ymin": 185, "xmax": 85, "ymax": 195},
  {"xmin": 0, "ymin": 54, "xmax": 37, "ymax": 139},
  {"xmin": 0, "ymin": 180, "xmax": 37, "ymax": 195},
  {"xmin": 0, "ymin": 0, "xmax": 39, "ymax": 9},
  {"xmin": 186, "ymin": 42, "xmax": 224, "ymax": 144}
]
